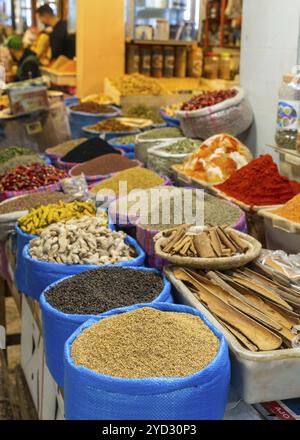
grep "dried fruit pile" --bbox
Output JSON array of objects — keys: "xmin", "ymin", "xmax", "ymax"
[
  {"xmin": 0, "ymin": 164, "xmax": 67, "ymax": 192},
  {"xmin": 181, "ymin": 89, "xmax": 238, "ymax": 111}
]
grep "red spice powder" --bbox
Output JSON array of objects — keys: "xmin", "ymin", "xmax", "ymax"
[{"xmin": 215, "ymin": 155, "xmax": 300, "ymax": 206}]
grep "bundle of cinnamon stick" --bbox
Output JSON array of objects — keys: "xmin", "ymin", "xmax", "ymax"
[
  {"xmin": 173, "ymin": 266, "xmax": 300, "ymax": 352},
  {"xmin": 161, "ymin": 225, "xmax": 249, "ymax": 259}
]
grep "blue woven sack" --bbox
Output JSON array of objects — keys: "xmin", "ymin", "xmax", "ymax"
[
  {"xmin": 15, "ymin": 225, "xmax": 36, "ymax": 292},
  {"xmin": 22, "ymin": 236, "xmax": 145, "ymax": 300},
  {"xmin": 15, "ymin": 210, "xmax": 114, "ymax": 292},
  {"xmin": 64, "ymin": 302, "xmax": 230, "ymax": 420},
  {"xmin": 109, "ymin": 142, "xmax": 135, "ymax": 159},
  {"xmin": 40, "ymin": 267, "xmax": 172, "ymax": 387}
]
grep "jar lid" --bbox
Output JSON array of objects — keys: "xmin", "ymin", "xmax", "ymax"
[{"xmin": 221, "ymin": 52, "xmax": 231, "ymax": 59}]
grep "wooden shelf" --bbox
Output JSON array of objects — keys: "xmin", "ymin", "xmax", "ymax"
[{"xmin": 131, "ymin": 39, "xmax": 197, "ymax": 46}]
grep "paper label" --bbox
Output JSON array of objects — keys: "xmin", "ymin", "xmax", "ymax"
[{"xmin": 277, "ymin": 100, "xmax": 300, "ymax": 130}]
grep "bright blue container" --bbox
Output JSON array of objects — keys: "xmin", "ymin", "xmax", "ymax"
[
  {"xmin": 69, "ymin": 106, "xmax": 121, "ymax": 139},
  {"xmin": 64, "ymin": 302, "xmax": 230, "ymax": 420},
  {"xmin": 40, "ymin": 267, "xmax": 172, "ymax": 387},
  {"xmin": 15, "ymin": 225, "xmax": 37, "ymax": 292},
  {"xmin": 22, "ymin": 235, "xmax": 145, "ymax": 300}
]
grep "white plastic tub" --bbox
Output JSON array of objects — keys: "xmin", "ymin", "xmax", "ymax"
[
  {"xmin": 259, "ymin": 208, "xmax": 300, "ymax": 254},
  {"xmin": 166, "ymin": 267, "xmax": 300, "ymax": 404}
]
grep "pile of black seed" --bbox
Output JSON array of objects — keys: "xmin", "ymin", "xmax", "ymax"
[
  {"xmin": 45, "ymin": 267, "xmax": 164, "ymax": 315},
  {"xmin": 61, "ymin": 138, "xmax": 121, "ymax": 164}
]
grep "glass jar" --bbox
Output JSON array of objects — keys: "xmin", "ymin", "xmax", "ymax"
[
  {"xmin": 275, "ymin": 74, "xmax": 300, "ymax": 150},
  {"xmin": 126, "ymin": 45, "xmax": 140, "ymax": 74},
  {"xmin": 152, "ymin": 46, "xmax": 163, "ymax": 78},
  {"xmin": 187, "ymin": 45, "xmax": 203, "ymax": 78},
  {"xmin": 204, "ymin": 52, "xmax": 219, "ymax": 80},
  {"xmin": 140, "ymin": 46, "xmax": 151, "ymax": 77},
  {"xmin": 219, "ymin": 52, "xmax": 232, "ymax": 80},
  {"xmin": 175, "ymin": 46, "xmax": 187, "ymax": 78},
  {"xmin": 163, "ymin": 46, "xmax": 175, "ymax": 78}
]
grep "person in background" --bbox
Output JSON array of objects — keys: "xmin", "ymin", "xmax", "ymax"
[
  {"xmin": 31, "ymin": 29, "xmax": 51, "ymax": 66},
  {"xmin": 5, "ymin": 35, "xmax": 41, "ymax": 81},
  {"xmin": 36, "ymin": 4, "xmax": 72, "ymax": 60}
]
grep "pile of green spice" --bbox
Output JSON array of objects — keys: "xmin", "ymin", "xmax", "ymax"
[
  {"xmin": 0, "ymin": 147, "xmax": 35, "ymax": 164},
  {"xmin": 139, "ymin": 127, "xmax": 184, "ymax": 140},
  {"xmin": 160, "ymin": 139, "xmax": 200, "ymax": 155},
  {"xmin": 125, "ymin": 105, "xmax": 164, "ymax": 124},
  {"xmin": 109, "ymin": 134, "xmax": 137, "ymax": 145},
  {"xmin": 111, "ymin": 188, "xmax": 242, "ymax": 230},
  {"xmin": 45, "ymin": 267, "xmax": 164, "ymax": 315},
  {"xmin": 71, "ymin": 307, "xmax": 219, "ymax": 378}
]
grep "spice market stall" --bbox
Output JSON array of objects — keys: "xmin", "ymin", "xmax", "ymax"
[{"xmin": 2, "ymin": 66, "xmax": 300, "ymax": 422}]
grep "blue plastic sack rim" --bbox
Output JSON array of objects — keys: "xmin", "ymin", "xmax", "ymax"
[
  {"xmin": 22, "ymin": 234, "xmax": 145, "ymax": 272},
  {"xmin": 40, "ymin": 267, "xmax": 169, "ymax": 324},
  {"xmin": 69, "ymin": 106, "xmax": 120, "ymax": 118},
  {"xmin": 15, "ymin": 224, "xmax": 37, "ymax": 240},
  {"xmin": 64, "ymin": 302, "xmax": 228, "ymax": 394}
]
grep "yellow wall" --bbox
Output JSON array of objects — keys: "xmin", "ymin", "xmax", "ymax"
[{"xmin": 76, "ymin": 0, "xmax": 125, "ymax": 98}]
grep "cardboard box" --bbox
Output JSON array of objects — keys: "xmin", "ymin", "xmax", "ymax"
[
  {"xmin": 21, "ymin": 295, "xmax": 43, "ymax": 414},
  {"xmin": 21, "ymin": 294, "xmax": 65, "ymax": 420}
]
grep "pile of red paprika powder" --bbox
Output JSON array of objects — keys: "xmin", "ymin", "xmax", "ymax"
[
  {"xmin": 215, "ymin": 155, "xmax": 300, "ymax": 206},
  {"xmin": 0, "ymin": 163, "xmax": 67, "ymax": 192}
]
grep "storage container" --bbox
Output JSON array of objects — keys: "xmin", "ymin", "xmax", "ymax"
[
  {"xmin": 219, "ymin": 53, "xmax": 232, "ymax": 80},
  {"xmin": 166, "ymin": 267, "xmax": 300, "ymax": 404},
  {"xmin": 22, "ymin": 236, "xmax": 146, "ymax": 300},
  {"xmin": 259, "ymin": 207, "xmax": 300, "ymax": 253},
  {"xmin": 64, "ymin": 302, "xmax": 230, "ymax": 420},
  {"xmin": 177, "ymin": 86, "xmax": 253, "ymax": 139},
  {"xmin": 140, "ymin": 46, "xmax": 151, "ymax": 77},
  {"xmin": 204, "ymin": 52, "xmax": 219, "ymax": 80},
  {"xmin": 147, "ymin": 141, "xmax": 197, "ymax": 179},
  {"xmin": 40, "ymin": 268, "xmax": 173, "ymax": 387},
  {"xmin": 163, "ymin": 46, "xmax": 175, "ymax": 78},
  {"xmin": 152, "ymin": 46, "xmax": 163, "ymax": 78},
  {"xmin": 68, "ymin": 106, "xmax": 120, "ymax": 139},
  {"xmin": 175, "ymin": 47, "xmax": 187, "ymax": 78},
  {"xmin": 126, "ymin": 44, "xmax": 140, "ymax": 74},
  {"xmin": 275, "ymin": 74, "xmax": 300, "ymax": 150}
]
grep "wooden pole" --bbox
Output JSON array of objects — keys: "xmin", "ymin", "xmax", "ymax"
[{"xmin": 31, "ymin": 0, "xmax": 37, "ymax": 27}]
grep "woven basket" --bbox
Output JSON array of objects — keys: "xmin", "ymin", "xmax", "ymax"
[{"xmin": 154, "ymin": 227, "xmax": 262, "ymax": 270}]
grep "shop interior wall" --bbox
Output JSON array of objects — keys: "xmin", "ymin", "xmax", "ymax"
[
  {"xmin": 76, "ymin": 0, "xmax": 125, "ymax": 98},
  {"xmin": 240, "ymin": 0, "xmax": 300, "ymax": 157}
]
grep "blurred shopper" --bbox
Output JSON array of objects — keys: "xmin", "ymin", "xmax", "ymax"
[
  {"xmin": 36, "ymin": 4, "xmax": 73, "ymax": 60},
  {"xmin": 5, "ymin": 35, "xmax": 41, "ymax": 81}
]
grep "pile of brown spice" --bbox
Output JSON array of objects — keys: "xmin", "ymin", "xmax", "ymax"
[
  {"xmin": 0, "ymin": 191, "xmax": 69, "ymax": 215},
  {"xmin": 71, "ymin": 307, "xmax": 219, "ymax": 379},
  {"xmin": 88, "ymin": 118, "xmax": 136, "ymax": 133},
  {"xmin": 71, "ymin": 154, "xmax": 139, "ymax": 177},
  {"xmin": 71, "ymin": 102, "xmax": 116, "ymax": 114}
]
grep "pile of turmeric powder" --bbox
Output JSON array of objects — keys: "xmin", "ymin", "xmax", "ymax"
[{"xmin": 273, "ymin": 194, "xmax": 300, "ymax": 223}]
